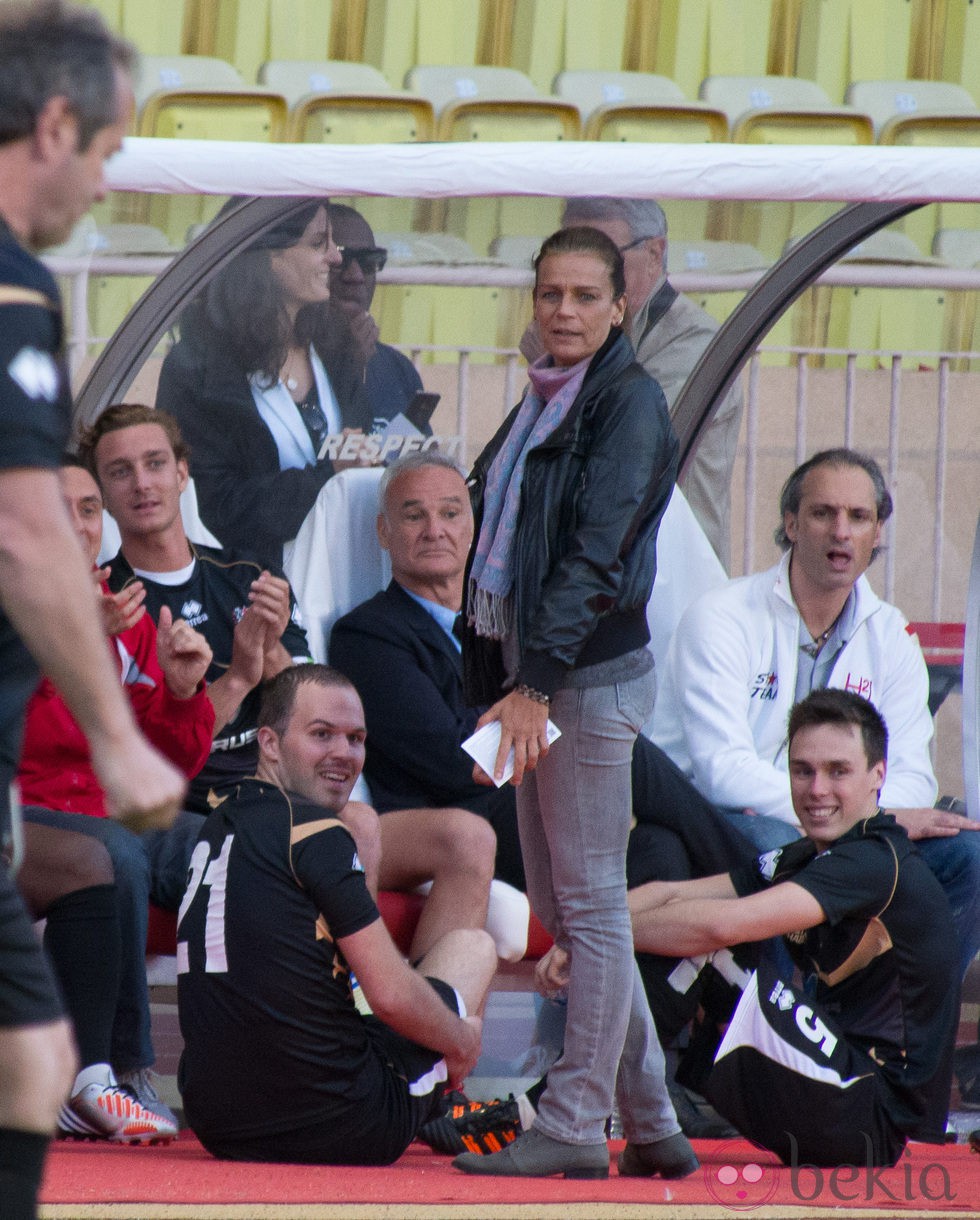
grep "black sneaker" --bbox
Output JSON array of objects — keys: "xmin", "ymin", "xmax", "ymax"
[{"xmin": 419, "ymin": 1092, "xmax": 522, "ymax": 1156}]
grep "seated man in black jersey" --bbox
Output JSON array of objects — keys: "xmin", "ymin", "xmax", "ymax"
[
  {"xmin": 177, "ymin": 664, "xmax": 496, "ymax": 1165},
  {"xmin": 79, "ymin": 403, "xmax": 495, "ymax": 963},
  {"xmin": 611, "ymin": 689, "xmax": 958, "ymax": 1168}
]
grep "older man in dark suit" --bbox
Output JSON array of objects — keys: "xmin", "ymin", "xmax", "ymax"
[{"xmin": 329, "ymin": 452, "xmax": 525, "ymax": 889}]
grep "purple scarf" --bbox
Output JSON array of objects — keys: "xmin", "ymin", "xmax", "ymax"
[{"xmin": 469, "ymin": 353, "xmax": 590, "ymax": 638}]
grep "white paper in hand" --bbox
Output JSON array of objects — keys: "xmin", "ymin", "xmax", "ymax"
[{"xmin": 462, "ymin": 719, "xmax": 561, "ymax": 787}]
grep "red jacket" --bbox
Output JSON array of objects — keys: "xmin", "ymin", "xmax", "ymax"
[{"xmin": 17, "ymin": 597, "xmax": 215, "ymax": 817}]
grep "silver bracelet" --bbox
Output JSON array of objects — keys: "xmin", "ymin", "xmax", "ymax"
[{"xmin": 516, "ymin": 683, "xmax": 550, "ymax": 706}]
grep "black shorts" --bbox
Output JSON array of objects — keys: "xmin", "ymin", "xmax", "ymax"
[
  {"xmin": 706, "ymin": 967, "xmax": 905, "ymax": 1167},
  {"xmin": 201, "ymin": 976, "xmax": 462, "ymax": 1165},
  {"xmin": 0, "ymin": 863, "xmax": 64, "ymax": 1028}
]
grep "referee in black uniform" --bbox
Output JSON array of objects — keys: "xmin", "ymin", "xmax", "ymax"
[{"xmin": 0, "ymin": 7, "xmax": 185, "ymax": 1216}]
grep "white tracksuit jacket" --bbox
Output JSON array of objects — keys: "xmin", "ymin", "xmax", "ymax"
[{"xmin": 651, "ymin": 550, "xmax": 937, "ymax": 824}]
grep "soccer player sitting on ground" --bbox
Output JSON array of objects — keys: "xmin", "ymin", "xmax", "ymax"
[
  {"xmin": 177, "ymin": 664, "xmax": 497, "ymax": 1165},
  {"xmin": 612, "ymin": 689, "xmax": 958, "ymax": 1167}
]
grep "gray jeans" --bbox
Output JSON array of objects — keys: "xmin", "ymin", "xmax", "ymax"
[{"xmin": 516, "ymin": 668, "xmax": 679, "ymax": 1146}]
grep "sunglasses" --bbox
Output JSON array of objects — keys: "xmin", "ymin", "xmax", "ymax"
[{"xmin": 336, "ymin": 245, "xmax": 388, "ymax": 274}]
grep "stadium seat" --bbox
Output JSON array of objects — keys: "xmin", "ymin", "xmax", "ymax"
[
  {"xmin": 258, "ymin": 58, "xmax": 434, "ymax": 233},
  {"xmin": 795, "ymin": 0, "xmax": 920, "ymax": 103},
  {"xmin": 406, "ymin": 65, "xmax": 581, "ymax": 142},
  {"xmin": 553, "ymin": 70, "xmax": 729, "ymax": 242},
  {"xmin": 699, "ymin": 74, "xmax": 874, "ymax": 143},
  {"xmin": 554, "ymin": 68, "xmax": 730, "ymax": 142},
  {"xmin": 260, "ymin": 58, "xmax": 435, "ymax": 145},
  {"xmin": 845, "ymin": 79, "xmax": 980, "ymax": 140},
  {"xmin": 133, "ymin": 55, "xmax": 288, "ymax": 243},
  {"xmin": 406, "ymin": 66, "xmax": 579, "ymax": 254},
  {"xmin": 135, "ymin": 55, "xmax": 289, "ymax": 142},
  {"xmin": 846, "ymin": 80, "xmax": 980, "ymax": 259},
  {"xmin": 699, "ymin": 75, "xmax": 872, "ymax": 257}
]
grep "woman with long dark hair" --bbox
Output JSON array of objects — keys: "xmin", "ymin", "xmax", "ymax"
[
  {"xmin": 455, "ymin": 226, "xmax": 696, "ymax": 1181},
  {"xmin": 157, "ymin": 200, "xmax": 375, "ymax": 567}
]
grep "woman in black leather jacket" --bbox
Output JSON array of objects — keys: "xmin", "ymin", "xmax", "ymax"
[{"xmin": 455, "ymin": 228, "xmax": 694, "ymax": 1181}]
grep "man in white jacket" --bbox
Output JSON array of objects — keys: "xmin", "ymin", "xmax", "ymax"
[{"xmin": 652, "ymin": 448, "xmax": 980, "ymax": 977}]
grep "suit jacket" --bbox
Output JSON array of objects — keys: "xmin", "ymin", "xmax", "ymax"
[
  {"xmin": 157, "ymin": 322, "xmax": 375, "ymax": 568},
  {"xmin": 329, "ymin": 581, "xmax": 501, "ymax": 817}
]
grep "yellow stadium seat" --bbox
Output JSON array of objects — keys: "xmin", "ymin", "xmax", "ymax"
[
  {"xmin": 406, "ymin": 65, "xmax": 580, "ymax": 141},
  {"xmin": 846, "ymin": 81, "xmax": 980, "ymax": 257},
  {"xmin": 134, "ymin": 56, "xmax": 287, "ymax": 243},
  {"xmin": 699, "ymin": 75, "xmax": 872, "ymax": 255},
  {"xmin": 259, "ymin": 59, "xmax": 435, "ymax": 144},
  {"xmin": 552, "ymin": 70, "xmax": 728, "ymax": 242},
  {"xmin": 212, "ymin": 0, "xmax": 335, "ymax": 83},
  {"xmin": 406, "ymin": 66, "xmax": 579, "ymax": 251},
  {"xmin": 258, "ymin": 61, "xmax": 434, "ymax": 232}
]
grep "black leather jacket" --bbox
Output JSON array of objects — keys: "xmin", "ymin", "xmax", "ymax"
[{"xmin": 463, "ymin": 328, "xmax": 678, "ymax": 705}]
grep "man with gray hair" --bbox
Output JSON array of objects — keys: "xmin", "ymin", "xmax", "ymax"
[{"xmin": 524, "ymin": 197, "xmax": 743, "ymax": 568}]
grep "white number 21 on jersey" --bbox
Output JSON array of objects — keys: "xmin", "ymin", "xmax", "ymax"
[{"xmin": 176, "ymin": 835, "xmax": 234, "ymax": 974}]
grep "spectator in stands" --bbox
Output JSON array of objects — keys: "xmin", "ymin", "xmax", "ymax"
[
  {"xmin": 522, "ymin": 197, "xmax": 743, "ymax": 568},
  {"xmin": 626, "ymin": 689, "xmax": 957, "ymax": 1164},
  {"xmin": 326, "ymin": 203, "xmax": 425, "ymax": 427},
  {"xmin": 17, "ymin": 458, "xmax": 214, "ymax": 1138},
  {"xmin": 453, "ymin": 226, "xmax": 694, "ymax": 1181},
  {"xmin": 0, "ymin": 4, "xmax": 186, "ymax": 1213},
  {"xmin": 651, "ymin": 448, "xmax": 980, "ymax": 981},
  {"xmin": 81, "ymin": 403, "xmax": 495, "ymax": 963},
  {"xmin": 156, "ymin": 199, "xmax": 378, "ymax": 567},
  {"xmin": 178, "ymin": 664, "xmax": 497, "ymax": 1166}
]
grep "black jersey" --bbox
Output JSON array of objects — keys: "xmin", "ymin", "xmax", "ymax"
[
  {"xmin": 0, "ymin": 218, "xmax": 72, "ymax": 801},
  {"xmin": 731, "ymin": 813, "xmax": 957, "ymax": 1132},
  {"xmin": 107, "ymin": 546, "xmax": 310, "ymax": 806},
  {"xmin": 176, "ymin": 777, "xmax": 380, "ymax": 1144}
]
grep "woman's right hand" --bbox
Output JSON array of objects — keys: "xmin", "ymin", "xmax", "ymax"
[{"xmin": 476, "ymin": 688, "xmax": 551, "ymax": 786}]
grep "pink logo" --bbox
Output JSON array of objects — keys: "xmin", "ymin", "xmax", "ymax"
[{"xmin": 705, "ymin": 1143, "xmax": 780, "ymax": 1211}]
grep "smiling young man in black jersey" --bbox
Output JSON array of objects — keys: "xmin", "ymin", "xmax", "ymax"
[
  {"xmin": 604, "ymin": 689, "xmax": 958, "ymax": 1169},
  {"xmin": 177, "ymin": 664, "xmax": 496, "ymax": 1165}
]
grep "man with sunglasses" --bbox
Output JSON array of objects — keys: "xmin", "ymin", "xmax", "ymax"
[
  {"xmin": 327, "ymin": 204, "xmax": 424, "ymax": 429},
  {"xmin": 521, "ymin": 198, "xmax": 743, "ymax": 570}
]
